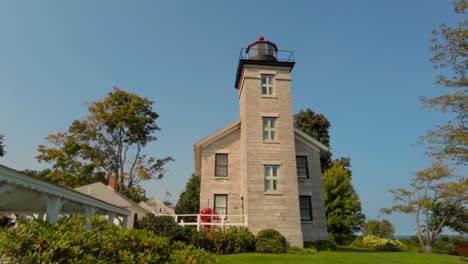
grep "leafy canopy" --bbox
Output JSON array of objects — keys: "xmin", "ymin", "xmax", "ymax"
[
  {"xmin": 322, "ymin": 159, "xmax": 365, "ymax": 245},
  {"xmin": 36, "ymin": 87, "xmax": 173, "ymax": 202},
  {"xmin": 0, "ymin": 134, "xmax": 5, "ymax": 157},
  {"xmin": 293, "ymin": 108, "xmax": 332, "ymax": 171},
  {"xmin": 175, "ymin": 173, "xmax": 200, "ymax": 214},
  {"xmin": 420, "ymin": 0, "xmax": 467, "ymax": 164},
  {"xmin": 362, "ymin": 219, "xmax": 395, "ymax": 238}
]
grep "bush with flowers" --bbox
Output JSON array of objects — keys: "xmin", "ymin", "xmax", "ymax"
[{"xmin": 361, "ymin": 235, "xmax": 407, "ymax": 251}]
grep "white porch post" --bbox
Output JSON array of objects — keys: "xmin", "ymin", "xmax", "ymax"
[
  {"xmin": 121, "ymin": 215, "xmax": 128, "ymax": 228},
  {"xmin": 84, "ymin": 206, "xmax": 97, "ymax": 228},
  {"xmin": 42, "ymin": 195, "xmax": 65, "ymax": 224},
  {"xmin": 107, "ymin": 212, "xmax": 115, "ymax": 225}
]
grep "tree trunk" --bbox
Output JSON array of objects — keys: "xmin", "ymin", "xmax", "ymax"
[{"xmin": 423, "ymin": 245, "xmax": 433, "ymax": 254}]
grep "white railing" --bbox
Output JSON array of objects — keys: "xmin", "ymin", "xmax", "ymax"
[{"xmin": 154, "ymin": 214, "xmax": 248, "ymax": 231}]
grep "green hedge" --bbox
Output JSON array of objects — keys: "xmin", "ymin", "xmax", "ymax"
[
  {"xmin": 190, "ymin": 226, "xmax": 256, "ymax": 254},
  {"xmin": 304, "ymin": 240, "xmax": 337, "ymax": 251},
  {"xmin": 0, "ymin": 216, "xmax": 218, "ymax": 264}
]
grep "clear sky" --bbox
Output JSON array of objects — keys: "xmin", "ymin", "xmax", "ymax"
[{"xmin": 0, "ymin": 0, "xmax": 464, "ymax": 235}]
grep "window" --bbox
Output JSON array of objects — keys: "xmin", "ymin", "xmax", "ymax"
[
  {"xmin": 214, "ymin": 194, "xmax": 228, "ymax": 217},
  {"xmin": 261, "ymin": 74, "xmax": 274, "ymax": 96},
  {"xmin": 264, "ymin": 165, "xmax": 279, "ymax": 192},
  {"xmin": 299, "ymin": 196, "xmax": 313, "ymax": 221},
  {"xmin": 262, "ymin": 117, "xmax": 277, "ymax": 141},
  {"xmin": 215, "ymin": 154, "xmax": 228, "ymax": 177},
  {"xmin": 296, "ymin": 156, "xmax": 309, "ymax": 179}
]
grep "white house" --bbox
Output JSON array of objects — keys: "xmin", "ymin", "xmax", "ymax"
[{"xmin": 74, "ymin": 173, "xmax": 150, "ymax": 229}]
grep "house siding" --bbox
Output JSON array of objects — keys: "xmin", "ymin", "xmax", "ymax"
[
  {"xmin": 199, "ymin": 127, "xmax": 242, "ymax": 218},
  {"xmin": 295, "ymin": 139, "xmax": 329, "ymax": 242}
]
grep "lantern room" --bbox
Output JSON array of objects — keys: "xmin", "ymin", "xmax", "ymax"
[{"xmin": 246, "ymin": 36, "xmax": 278, "ymax": 61}]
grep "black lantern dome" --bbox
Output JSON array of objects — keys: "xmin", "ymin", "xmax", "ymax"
[{"xmin": 246, "ymin": 36, "xmax": 278, "ymax": 61}]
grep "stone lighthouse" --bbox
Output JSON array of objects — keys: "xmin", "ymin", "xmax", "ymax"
[{"xmin": 195, "ymin": 37, "xmax": 329, "ymax": 247}]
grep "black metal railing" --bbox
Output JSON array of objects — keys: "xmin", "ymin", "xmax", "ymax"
[{"xmin": 238, "ymin": 48, "xmax": 294, "ymax": 62}]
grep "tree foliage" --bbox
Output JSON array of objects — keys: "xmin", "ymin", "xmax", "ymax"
[
  {"xmin": 362, "ymin": 219, "xmax": 395, "ymax": 238},
  {"xmin": 175, "ymin": 173, "xmax": 200, "ymax": 214},
  {"xmin": 293, "ymin": 108, "xmax": 332, "ymax": 171},
  {"xmin": 0, "ymin": 134, "xmax": 5, "ymax": 157},
  {"xmin": 420, "ymin": 0, "xmax": 467, "ymax": 164},
  {"xmin": 36, "ymin": 87, "xmax": 173, "ymax": 202},
  {"xmin": 322, "ymin": 159, "xmax": 365, "ymax": 245},
  {"xmin": 381, "ymin": 161, "xmax": 467, "ymax": 253}
]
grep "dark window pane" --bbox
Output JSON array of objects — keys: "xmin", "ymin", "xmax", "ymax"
[
  {"xmin": 299, "ymin": 196, "xmax": 313, "ymax": 221},
  {"xmin": 215, "ymin": 154, "xmax": 228, "ymax": 177},
  {"xmin": 296, "ymin": 156, "xmax": 309, "ymax": 178}
]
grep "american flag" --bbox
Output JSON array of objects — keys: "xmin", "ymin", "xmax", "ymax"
[{"xmin": 166, "ymin": 191, "xmax": 172, "ymax": 197}]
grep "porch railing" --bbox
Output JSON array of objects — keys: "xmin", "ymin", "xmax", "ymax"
[{"xmin": 154, "ymin": 214, "xmax": 248, "ymax": 231}]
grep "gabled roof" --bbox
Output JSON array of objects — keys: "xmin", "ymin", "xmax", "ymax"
[
  {"xmin": 139, "ymin": 197, "xmax": 175, "ymax": 215},
  {"xmin": 74, "ymin": 182, "xmax": 148, "ymax": 213},
  {"xmin": 193, "ymin": 120, "xmax": 241, "ymax": 175},
  {"xmin": 294, "ymin": 128, "xmax": 331, "ymax": 156}
]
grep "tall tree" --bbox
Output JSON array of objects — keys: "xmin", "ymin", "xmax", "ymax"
[
  {"xmin": 0, "ymin": 134, "xmax": 5, "ymax": 157},
  {"xmin": 420, "ymin": 0, "xmax": 467, "ymax": 164},
  {"xmin": 362, "ymin": 219, "xmax": 395, "ymax": 238},
  {"xmin": 322, "ymin": 159, "xmax": 365, "ymax": 245},
  {"xmin": 294, "ymin": 108, "xmax": 332, "ymax": 172},
  {"xmin": 36, "ymin": 87, "xmax": 173, "ymax": 202},
  {"xmin": 175, "ymin": 173, "xmax": 200, "ymax": 214},
  {"xmin": 381, "ymin": 161, "xmax": 467, "ymax": 253}
]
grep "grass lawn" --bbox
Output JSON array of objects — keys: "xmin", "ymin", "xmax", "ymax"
[{"xmin": 218, "ymin": 247, "xmax": 463, "ymax": 264}]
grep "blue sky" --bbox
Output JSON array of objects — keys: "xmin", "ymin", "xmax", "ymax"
[{"xmin": 0, "ymin": 0, "xmax": 463, "ymax": 235}]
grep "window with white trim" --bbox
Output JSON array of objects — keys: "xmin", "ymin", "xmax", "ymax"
[
  {"xmin": 261, "ymin": 74, "xmax": 274, "ymax": 96},
  {"xmin": 299, "ymin": 196, "xmax": 313, "ymax": 221},
  {"xmin": 296, "ymin": 156, "xmax": 309, "ymax": 179},
  {"xmin": 214, "ymin": 194, "xmax": 228, "ymax": 217},
  {"xmin": 215, "ymin": 154, "xmax": 228, "ymax": 177},
  {"xmin": 262, "ymin": 117, "xmax": 277, "ymax": 141},
  {"xmin": 264, "ymin": 165, "xmax": 279, "ymax": 192}
]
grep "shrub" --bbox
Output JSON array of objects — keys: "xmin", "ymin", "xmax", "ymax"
[
  {"xmin": 433, "ymin": 235, "xmax": 468, "ymax": 255},
  {"xmin": 136, "ymin": 215, "xmax": 182, "ymax": 242},
  {"xmin": 286, "ymin": 246, "xmax": 317, "ymax": 255},
  {"xmin": 171, "ymin": 242, "xmax": 219, "ymax": 264},
  {"xmin": 362, "ymin": 235, "xmax": 407, "ymax": 251},
  {"xmin": 190, "ymin": 228, "xmax": 217, "ymax": 253},
  {"xmin": 225, "ymin": 226, "xmax": 256, "ymax": 253},
  {"xmin": 302, "ymin": 246, "xmax": 318, "ymax": 254},
  {"xmin": 190, "ymin": 227, "xmax": 229, "ymax": 254},
  {"xmin": 255, "ymin": 229, "xmax": 286, "ymax": 254},
  {"xmin": 349, "ymin": 236, "xmax": 365, "ymax": 247},
  {"xmin": 174, "ymin": 226, "xmax": 195, "ymax": 244},
  {"xmin": 0, "ymin": 215, "xmax": 218, "ymax": 263},
  {"xmin": 305, "ymin": 240, "xmax": 337, "ymax": 251},
  {"xmin": 189, "ymin": 226, "xmax": 255, "ymax": 255},
  {"xmin": 286, "ymin": 246, "xmax": 302, "ymax": 254}
]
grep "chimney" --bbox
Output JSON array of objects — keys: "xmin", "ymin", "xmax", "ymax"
[{"xmin": 108, "ymin": 172, "xmax": 117, "ymax": 190}]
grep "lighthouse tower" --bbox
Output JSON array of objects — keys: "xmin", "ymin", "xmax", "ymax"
[{"xmin": 235, "ymin": 36, "xmax": 303, "ymax": 246}]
